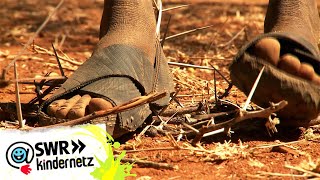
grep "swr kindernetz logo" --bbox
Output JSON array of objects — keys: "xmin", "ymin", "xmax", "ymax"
[
  {"xmin": 4, "ymin": 125, "xmax": 135, "ymax": 179},
  {"xmin": 6, "ymin": 140, "xmax": 93, "ymax": 175}
]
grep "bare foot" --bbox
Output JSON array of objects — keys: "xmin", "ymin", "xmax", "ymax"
[
  {"xmin": 254, "ymin": 37, "xmax": 320, "ymax": 85},
  {"xmin": 47, "ymin": 95, "xmax": 113, "ymax": 119},
  {"xmin": 46, "ymin": 0, "xmax": 157, "ymax": 120}
]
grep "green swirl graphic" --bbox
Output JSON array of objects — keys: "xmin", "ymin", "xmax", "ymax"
[{"xmin": 76, "ymin": 125, "xmax": 136, "ymax": 180}]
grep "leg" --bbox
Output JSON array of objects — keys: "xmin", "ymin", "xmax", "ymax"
[{"xmin": 40, "ymin": 0, "xmax": 174, "ymax": 137}]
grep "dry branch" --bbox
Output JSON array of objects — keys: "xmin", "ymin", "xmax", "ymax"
[{"xmin": 191, "ymin": 100, "xmax": 288, "ymax": 146}]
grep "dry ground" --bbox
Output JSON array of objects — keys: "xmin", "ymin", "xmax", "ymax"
[{"xmin": 1, "ymin": 0, "xmax": 320, "ymax": 179}]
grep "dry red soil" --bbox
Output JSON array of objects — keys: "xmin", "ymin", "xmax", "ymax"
[{"xmin": 1, "ymin": 0, "xmax": 320, "ymax": 179}]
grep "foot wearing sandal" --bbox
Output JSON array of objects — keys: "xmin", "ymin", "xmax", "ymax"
[
  {"xmin": 38, "ymin": 0, "xmax": 174, "ymax": 138},
  {"xmin": 230, "ymin": 0, "xmax": 320, "ymax": 126}
]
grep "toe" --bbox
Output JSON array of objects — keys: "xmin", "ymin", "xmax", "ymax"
[
  {"xmin": 55, "ymin": 95, "xmax": 82, "ymax": 119},
  {"xmin": 67, "ymin": 94, "xmax": 92, "ymax": 119},
  {"xmin": 254, "ymin": 37, "xmax": 281, "ymax": 66},
  {"xmin": 312, "ymin": 74, "xmax": 320, "ymax": 85},
  {"xmin": 47, "ymin": 99, "xmax": 66, "ymax": 116},
  {"xmin": 299, "ymin": 62, "xmax": 315, "ymax": 81},
  {"xmin": 278, "ymin": 54, "xmax": 301, "ymax": 75},
  {"xmin": 88, "ymin": 98, "xmax": 113, "ymax": 113}
]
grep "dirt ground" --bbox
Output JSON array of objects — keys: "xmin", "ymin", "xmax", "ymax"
[{"xmin": 1, "ymin": 0, "xmax": 320, "ymax": 179}]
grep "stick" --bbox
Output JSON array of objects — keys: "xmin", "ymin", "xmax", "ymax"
[
  {"xmin": 218, "ymin": 27, "xmax": 245, "ymax": 47},
  {"xmin": 161, "ymin": 15, "xmax": 171, "ymax": 47},
  {"xmin": 209, "ymin": 63, "xmax": 232, "ymax": 86},
  {"xmin": 243, "ymin": 66, "xmax": 265, "ymax": 110},
  {"xmin": 285, "ymin": 165, "xmax": 320, "ymax": 178},
  {"xmin": 251, "ymin": 140, "xmax": 303, "ymax": 149},
  {"xmin": 169, "ymin": 61, "xmax": 215, "ymax": 70},
  {"xmin": 162, "ymin": 25, "xmax": 215, "ymax": 41},
  {"xmin": 155, "ymin": 0, "xmax": 162, "ymax": 36},
  {"xmin": 52, "ymin": 43, "xmax": 65, "ymax": 77},
  {"xmin": 163, "ymin": 5, "xmax": 188, "ymax": 12},
  {"xmin": 43, "ymin": 92, "xmax": 166, "ymax": 128},
  {"xmin": 116, "ymin": 156, "xmax": 178, "ymax": 170},
  {"xmin": 254, "ymin": 171, "xmax": 309, "ymax": 178},
  {"xmin": 182, "ymin": 122, "xmax": 199, "ymax": 133},
  {"xmin": 13, "ymin": 76, "xmax": 66, "ymax": 83},
  {"xmin": 160, "ymin": 104, "xmax": 201, "ymax": 117},
  {"xmin": 14, "ymin": 62, "xmax": 23, "ymax": 128},
  {"xmin": 188, "ymin": 57, "xmax": 232, "ymax": 60}
]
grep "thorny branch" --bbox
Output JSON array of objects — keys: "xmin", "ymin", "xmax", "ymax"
[{"xmin": 191, "ymin": 100, "xmax": 288, "ymax": 146}]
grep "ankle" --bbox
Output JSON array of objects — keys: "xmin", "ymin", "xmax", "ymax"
[{"xmin": 98, "ymin": 0, "xmax": 156, "ymax": 62}]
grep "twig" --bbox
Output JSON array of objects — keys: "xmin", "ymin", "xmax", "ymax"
[
  {"xmin": 214, "ymin": 69, "xmax": 217, "ymax": 104},
  {"xmin": 32, "ymin": 45, "xmax": 82, "ymax": 66},
  {"xmin": 1, "ymin": 0, "xmax": 64, "ymax": 82},
  {"xmin": 42, "ymin": 92, "xmax": 166, "ymax": 128},
  {"xmin": 162, "ymin": 25, "xmax": 215, "ymax": 41},
  {"xmin": 160, "ymin": 105, "xmax": 202, "ymax": 116},
  {"xmin": 115, "ymin": 155, "xmax": 178, "ymax": 170},
  {"xmin": 218, "ymin": 99, "xmax": 240, "ymax": 109},
  {"xmin": 153, "ymin": 0, "xmax": 159, "ymax": 11},
  {"xmin": 209, "ymin": 63, "xmax": 231, "ymax": 86},
  {"xmin": 242, "ymin": 66, "xmax": 265, "ymax": 110},
  {"xmin": 44, "ymin": 62, "xmax": 77, "ymax": 71},
  {"xmin": 136, "ymin": 91, "xmax": 178, "ymax": 139},
  {"xmin": 13, "ymin": 76, "xmax": 66, "ymax": 83},
  {"xmin": 253, "ymin": 171, "xmax": 309, "ymax": 178},
  {"xmin": 203, "ymin": 128, "xmax": 226, "ymax": 137},
  {"xmin": 125, "ymin": 147, "xmax": 178, "ymax": 153},
  {"xmin": 158, "ymin": 112, "xmax": 179, "ymax": 130},
  {"xmin": 192, "ymin": 111, "xmax": 236, "ymax": 121},
  {"xmin": 166, "ymin": 133, "xmax": 180, "ymax": 148},
  {"xmin": 163, "ymin": 5, "xmax": 188, "ymax": 12},
  {"xmin": 158, "ymin": 86, "xmax": 181, "ymax": 116},
  {"xmin": 14, "ymin": 62, "xmax": 23, "ymax": 128},
  {"xmin": 169, "ymin": 61, "xmax": 215, "ymax": 71},
  {"xmin": 218, "ymin": 27, "xmax": 245, "ymax": 47},
  {"xmin": 271, "ymin": 146, "xmax": 301, "ymax": 156},
  {"xmin": 176, "ymin": 94, "xmax": 213, "ymax": 97},
  {"xmin": 51, "ymin": 44, "xmax": 65, "ymax": 77},
  {"xmin": 208, "ymin": 17, "xmax": 229, "ymax": 50},
  {"xmin": 285, "ymin": 165, "xmax": 320, "ymax": 178},
  {"xmin": 191, "ymin": 100, "xmax": 288, "ymax": 146},
  {"xmin": 161, "ymin": 15, "xmax": 171, "ymax": 47},
  {"xmin": 251, "ymin": 140, "xmax": 303, "ymax": 149},
  {"xmin": 188, "ymin": 57, "xmax": 232, "ymax": 60},
  {"xmin": 182, "ymin": 122, "xmax": 199, "ymax": 133},
  {"xmin": 155, "ymin": 0, "xmax": 162, "ymax": 36}
]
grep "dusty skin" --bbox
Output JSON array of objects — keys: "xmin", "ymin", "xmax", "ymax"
[{"xmin": 1, "ymin": 0, "xmax": 320, "ymax": 179}]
